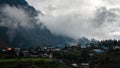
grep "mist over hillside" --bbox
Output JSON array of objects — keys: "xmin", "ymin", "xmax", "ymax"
[
  {"xmin": 0, "ymin": 0, "xmax": 74, "ymax": 48},
  {"xmin": 27, "ymin": 0, "xmax": 120, "ymax": 40}
]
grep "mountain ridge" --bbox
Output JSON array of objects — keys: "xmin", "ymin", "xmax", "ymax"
[{"xmin": 0, "ymin": 0, "xmax": 74, "ymax": 48}]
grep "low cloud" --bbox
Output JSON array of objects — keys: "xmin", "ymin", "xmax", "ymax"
[
  {"xmin": 0, "ymin": 5, "xmax": 33, "ymax": 28},
  {"xmin": 0, "ymin": 5, "xmax": 34, "ymax": 41},
  {"xmin": 27, "ymin": 0, "xmax": 120, "ymax": 40}
]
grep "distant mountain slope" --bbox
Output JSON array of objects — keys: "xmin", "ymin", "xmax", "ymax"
[
  {"xmin": 0, "ymin": 0, "xmax": 73, "ymax": 48},
  {"xmin": 0, "ymin": 26, "xmax": 9, "ymax": 48}
]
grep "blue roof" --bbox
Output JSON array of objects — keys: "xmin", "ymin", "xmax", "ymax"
[
  {"xmin": 101, "ymin": 45, "xmax": 109, "ymax": 50},
  {"xmin": 93, "ymin": 49, "xmax": 104, "ymax": 53},
  {"xmin": 80, "ymin": 45, "xmax": 88, "ymax": 48}
]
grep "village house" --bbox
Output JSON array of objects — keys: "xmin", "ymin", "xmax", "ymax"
[
  {"xmin": 81, "ymin": 63, "xmax": 89, "ymax": 68},
  {"xmin": 113, "ymin": 45, "xmax": 120, "ymax": 50}
]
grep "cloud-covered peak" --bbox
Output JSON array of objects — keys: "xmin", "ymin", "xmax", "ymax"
[{"xmin": 27, "ymin": 0, "xmax": 120, "ymax": 40}]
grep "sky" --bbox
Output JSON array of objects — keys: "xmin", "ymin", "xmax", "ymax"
[{"xmin": 27, "ymin": 0, "xmax": 120, "ymax": 40}]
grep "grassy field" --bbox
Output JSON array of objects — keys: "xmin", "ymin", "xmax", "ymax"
[
  {"xmin": 0, "ymin": 58, "xmax": 54, "ymax": 63},
  {"xmin": 0, "ymin": 58, "xmax": 69, "ymax": 68}
]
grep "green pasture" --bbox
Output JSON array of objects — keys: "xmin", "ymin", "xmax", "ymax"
[{"xmin": 0, "ymin": 58, "xmax": 54, "ymax": 63}]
